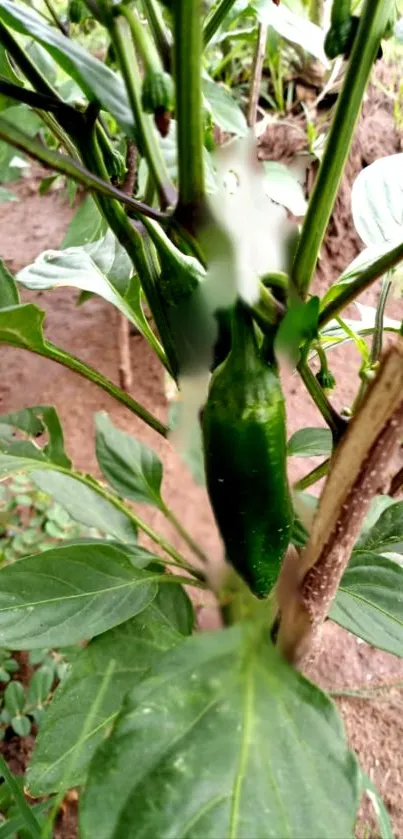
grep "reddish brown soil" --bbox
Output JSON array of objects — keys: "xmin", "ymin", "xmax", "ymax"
[{"xmin": 0, "ymin": 82, "xmax": 403, "ymax": 837}]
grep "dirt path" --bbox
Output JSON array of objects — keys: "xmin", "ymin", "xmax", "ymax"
[{"xmin": 1, "ymin": 85, "xmax": 403, "ymax": 834}]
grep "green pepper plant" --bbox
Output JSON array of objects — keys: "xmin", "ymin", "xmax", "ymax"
[{"xmin": 0, "ymin": 0, "xmax": 403, "ymax": 836}]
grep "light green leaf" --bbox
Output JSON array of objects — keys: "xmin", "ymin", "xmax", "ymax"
[
  {"xmin": 320, "ymin": 240, "xmax": 403, "ymax": 310},
  {"xmin": 0, "ymin": 404, "xmax": 70, "ymax": 469},
  {"xmin": 62, "ymin": 196, "xmax": 105, "ymax": 249},
  {"xmin": 95, "ymin": 412, "xmax": 164, "ymax": 509},
  {"xmin": 0, "ymin": 0, "xmax": 135, "ymax": 138},
  {"xmin": 331, "ymin": 551, "xmax": 403, "ymax": 656},
  {"xmin": 31, "ymin": 470, "xmax": 138, "ymax": 544},
  {"xmin": 81, "ymin": 625, "xmax": 359, "ymax": 839},
  {"xmin": 203, "ymin": 78, "xmax": 248, "ymax": 137},
  {"xmin": 4, "ymin": 680, "xmax": 25, "ymax": 715},
  {"xmin": 355, "ymin": 501, "xmax": 403, "ymax": 555},
  {"xmin": 28, "ymin": 666, "xmax": 53, "ymax": 707},
  {"xmin": 0, "ymin": 260, "xmax": 19, "ymax": 308},
  {"xmin": 263, "ymin": 161, "xmax": 307, "ymax": 216},
  {"xmin": 0, "ymin": 543, "xmax": 161, "ymax": 648},
  {"xmin": 352, "ymin": 154, "xmax": 403, "ymax": 246},
  {"xmin": 11, "ymin": 715, "xmax": 31, "ymax": 737},
  {"xmin": 17, "ymin": 236, "xmax": 157, "ymax": 347},
  {"xmin": 252, "ymin": 1, "xmax": 328, "ymax": 63},
  {"xmin": 361, "ymin": 771, "xmax": 394, "ymax": 839},
  {"xmin": 287, "ymin": 427, "xmax": 332, "ymax": 458},
  {"xmin": 27, "ymin": 586, "xmax": 193, "ymax": 795}
]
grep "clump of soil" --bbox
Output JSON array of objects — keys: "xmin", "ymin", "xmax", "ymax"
[{"xmin": 0, "ymin": 77, "xmax": 402, "ymax": 837}]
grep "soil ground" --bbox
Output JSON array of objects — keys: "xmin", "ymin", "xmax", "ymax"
[{"xmin": 0, "ymin": 80, "xmax": 403, "ymax": 836}]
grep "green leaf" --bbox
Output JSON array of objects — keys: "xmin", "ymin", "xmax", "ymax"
[
  {"xmin": 4, "ymin": 680, "xmax": 25, "ymax": 715},
  {"xmin": 95, "ymin": 413, "xmax": 164, "ymax": 509},
  {"xmin": 355, "ymin": 501, "xmax": 403, "ymax": 554},
  {"xmin": 0, "ymin": 259, "xmax": 19, "ymax": 308},
  {"xmin": 81, "ymin": 625, "xmax": 359, "ymax": 839},
  {"xmin": 62, "ymin": 196, "xmax": 105, "ymax": 249},
  {"xmin": 28, "ymin": 586, "xmax": 193, "ymax": 795},
  {"xmin": 11, "ymin": 714, "xmax": 31, "ymax": 737},
  {"xmin": 0, "ymin": 542, "xmax": 161, "ymax": 648},
  {"xmin": 361, "ymin": 771, "xmax": 394, "ymax": 839},
  {"xmin": 287, "ymin": 427, "xmax": 333, "ymax": 458},
  {"xmin": 0, "ymin": 186, "xmax": 17, "ymax": 203},
  {"xmin": 28, "ymin": 666, "xmax": 53, "ymax": 708},
  {"xmin": 31, "ymin": 470, "xmax": 138, "ymax": 544},
  {"xmin": 0, "ymin": 1, "xmax": 136, "ymax": 138},
  {"xmin": 17, "ymin": 235, "xmax": 157, "ymax": 345},
  {"xmin": 331, "ymin": 551, "xmax": 403, "ymax": 656},
  {"xmin": 275, "ymin": 296, "xmax": 319, "ymax": 367},
  {"xmin": 0, "ymin": 303, "xmax": 46, "ymax": 351},
  {"xmin": 0, "ymin": 406, "xmax": 44, "ymax": 436},
  {"xmin": 203, "ymin": 78, "xmax": 247, "ymax": 137},
  {"xmin": 263, "ymin": 161, "xmax": 307, "ymax": 217},
  {"xmin": 252, "ymin": 1, "xmax": 327, "ymax": 63},
  {"xmin": 352, "ymin": 153, "xmax": 403, "ymax": 246}
]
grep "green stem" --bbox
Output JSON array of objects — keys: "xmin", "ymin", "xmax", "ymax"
[
  {"xmin": 42, "ymin": 340, "xmax": 168, "ymax": 436},
  {"xmin": 203, "ymin": 0, "xmax": 238, "ymax": 47},
  {"xmin": 0, "ymin": 20, "xmax": 57, "ymax": 98},
  {"xmin": 174, "ymin": 0, "xmax": 205, "ymax": 227},
  {"xmin": 319, "ymin": 239, "xmax": 403, "ymax": 329},
  {"xmin": 161, "ymin": 503, "xmax": 209, "ymax": 565},
  {"xmin": 292, "ymin": 0, "xmax": 393, "ymax": 297},
  {"xmin": 370, "ymin": 274, "xmax": 392, "ymax": 365},
  {"xmin": 78, "ymin": 128, "xmax": 179, "ymax": 378},
  {"xmin": 121, "ymin": 4, "xmax": 162, "ymax": 74},
  {"xmin": 297, "ymin": 359, "xmax": 347, "ymax": 442},
  {"xmin": 0, "ymin": 115, "xmax": 169, "ymax": 223},
  {"xmin": 108, "ymin": 13, "xmax": 173, "ymax": 208},
  {"xmin": 294, "ymin": 458, "xmax": 330, "ymax": 491},
  {"xmin": 142, "ymin": 0, "xmax": 171, "ymax": 71}
]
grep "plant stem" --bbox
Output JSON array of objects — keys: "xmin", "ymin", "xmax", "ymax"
[
  {"xmin": 370, "ymin": 274, "xmax": 393, "ymax": 365},
  {"xmin": 142, "ymin": 0, "xmax": 171, "ymax": 71},
  {"xmin": 294, "ymin": 458, "xmax": 330, "ymax": 491},
  {"xmin": 108, "ymin": 13, "xmax": 173, "ymax": 208},
  {"xmin": 0, "ymin": 20, "xmax": 57, "ymax": 99},
  {"xmin": 39, "ymin": 340, "xmax": 168, "ymax": 436},
  {"xmin": 247, "ymin": 22, "xmax": 268, "ymax": 127},
  {"xmin": 174, "ymin": 0, "xmax": 205, "ymax": 229},
  {"xmin": 0, "ymin": 755, "xmax": 41, "ymax": 839},
  {"xmin": 0, "ymin": 115, "xmax": 169, "ymax": 223},
  {"xmin": 42, "ymin": 0, "xmax": 68, "ymax": 35},
  {"xmin": 161, "ymin": 503, "xmax": 209, "ymax": 565},
  {"xmin": 203, "ymin": 0, "xmax": 238, "ymax": 47},
  {"xmin": 78, "ymin": 129, "xmax": 179, "ymax": 378},
  {"xmin": 298, "ymin": 359, "xmax": 347, "ymax": 442},
  {"xmin": 292, "ymin": 0, "xmax": 394, "ymax": 297},
  {"xmin": 319, "ymin": 239, "xmax": 403, "ymax": 329},
  {"xmin": 121, "ymin": 4, "xmax": 162, "ymax": 74}
]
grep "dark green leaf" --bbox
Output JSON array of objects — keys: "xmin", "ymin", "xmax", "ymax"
[
  {"xmin": 0, "ymin": 406, "xmax": 44, "ymax": 436},
  {"xmin": 331, "ymin": 551, "xmax": 403, "ymax": 656},
  {"xmin": 28, "ymin": 586, "xmax": 193, "ymax": 795},
  {"xmin": 81, "ymin": 626, "xmax": 359, "ymax": 839},
  {"xmin": 32, "ymin": 469, "xmax": 138, "ymax": 544},
  {"xmin": 0, "ymin": 259, "xmax": 19, "ymax": 308},
  {"xmin": 0, "ymin": 542, "xmax": 161, "ymax": 648},
  {"xmin": 28, "ymin": 666, "xmax": 53, "ymax": 707},
  {"xmin": 287, "ymin": 427, "xmax": 333, "ymax": 457},
  {"xmin": 355, "ymin": 501, "xmax": 403, "ymax": 554},
  {"xmin": 0, "ymin": 0, "xmax": 136, "ymax": 137},
  {"xmin": 62, "ymin": 197, "xmax": 106, "ymax": 249},
  {"xmin": 95, "ymin": 413, "xmax": 164, "ymax": 508}
]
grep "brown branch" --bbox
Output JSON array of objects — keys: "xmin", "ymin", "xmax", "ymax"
[
  {"xmin": 276, "ymin": 340, "xmax": 403, "ymax": 665},
  {"xmin": 389, "ymin": 464, "xmax": 403, "ymax": 498},
  {"xmin": 247, "ymin": 23, "xmax": 268, "ymax": 128}
]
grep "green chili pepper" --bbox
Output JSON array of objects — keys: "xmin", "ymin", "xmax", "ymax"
[{"xmin": 202, "ymin": 304, "xmax": 293, "ymax": 598}]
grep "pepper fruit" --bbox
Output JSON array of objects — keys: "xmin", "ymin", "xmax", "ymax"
[{"xmin": 202, "ymin": 304, "xmax": 293, "ymax": 598}]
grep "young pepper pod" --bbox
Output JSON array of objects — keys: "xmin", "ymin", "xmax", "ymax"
[{"xmin": 202, "ymin": 304, "xmax": 293, "ymax": 598}]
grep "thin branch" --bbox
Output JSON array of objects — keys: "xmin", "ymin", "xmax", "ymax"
[
  {"xmin": 390, "ymin": 465, "xmax": 403, "ymax": 497},
  {"xmin": 0, "ymin": 115, "xmax": 171, "ymax": 223},
  {"xmin": 247, "ymin": 23, "xmax": 268, "ymax": 128},
  {"xmin": 161, "ymin": 503, "xmax": 210, "ymax": 565},
  {"xmin": 42, "ymin": 0, "xmax": 69, "ymax": 36},
  {"xmin": 141, "ymin": 0, "xmax": 171, "ymax": 71},
  {"xmin": 319, "ymin": 239, "xmax": 403, "ymax": 329},
  {"xmin": 297, "ymin": 358, "xmax": 347, "ymax": 443},
  {"xmin": 293, "ymin": 458, "xmax": 330, "ymax": 492}
]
